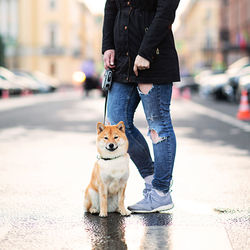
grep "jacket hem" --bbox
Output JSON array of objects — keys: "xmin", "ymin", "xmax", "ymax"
[{"xmin": 113, "ymin": 74, "xmax": 180, "ymax": 84}]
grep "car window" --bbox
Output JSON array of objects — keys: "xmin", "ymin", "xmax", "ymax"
[{"xmin": 0, "ymin": 75, "xmax": 7, "ymax": 80}]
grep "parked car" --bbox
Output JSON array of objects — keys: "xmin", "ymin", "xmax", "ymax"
[
  {"xmin": 197, "ymin": 57, "xmax": 250, "ymax": 102},
  {"xmin": 32, "ymin": 71, "xmax": 59, "ymax": 92},
  {"xmin": 0, "ymin": 77, "xmax": 10, "ymax": 97},
  {"xmin": 198, "ymin": 72, "xmax": 232, "ymax": 100},
  {"xmin": 0, "ymin": 67, "xmax": 34, "ymax": 93},
  {"xmin": 195, "ymin": 69, "xmax": 213, "ymax": 86},
  {"xmin": 176, "ymin": 73, "xmax": 199, "ymax": 93},
  {"xmin": 0, "ymin": 74, "xmax": 23, "ymax": 96},
  {"xmin": 226, "ymin": 66, "xmax": 250, "ymax": 102},
  {"xmin": 13, "ymin": 70, "xmax": 51, "ymax": 93},
  {"xmin": 236, "ymin": 74, "xmax": 250, "ymax": 103},
  {"xmin": 225, "ymin": 57, "xmax": 250, "ymax": 101},
  {"xmin": 226, "ymin": 57, "xmax": 250, "ymax": 78}
]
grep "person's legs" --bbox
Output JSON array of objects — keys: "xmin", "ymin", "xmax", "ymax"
[
  {"xmin": 107, "ymin": 82, "xmax": 154, "ymax": 178},
  {"xmin": 128, "ymin": 83, "xmax": 176, "ymax": 212},
  {"xmin": 139, "ymin": 83, "xmax": 176, "ymax": 193}
]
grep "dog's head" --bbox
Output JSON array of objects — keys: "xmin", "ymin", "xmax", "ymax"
[{"xmin": 96, "ymin": 121, "xmax": 128, "ymax": 158}]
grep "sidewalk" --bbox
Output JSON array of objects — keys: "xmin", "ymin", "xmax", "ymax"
[{"xmin": 0, "ymin": 92, "xmax": 249, "ymax": 249}]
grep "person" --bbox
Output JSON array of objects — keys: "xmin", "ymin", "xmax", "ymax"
[
  {"xmin": 102, "ymin": 0, "xmax": 180, "ymax": 213},
  {"xmin": 83, "ymin": 76, "xmax": 100, "ymax": 97}
]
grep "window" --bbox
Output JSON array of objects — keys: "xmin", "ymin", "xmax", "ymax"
[
  {"xmin": 49, "ymin": 0, "xmax": 56, "ymax": 10},
  {"xmin": 48, "ymin": 24, "xmax": 58, "ymax": 47},
  {"xmin": 50, "ymin": 28, "xmax": 55, "ymax": 47},
  {"xmin": 50, "ymin": 62, "xmax": 56, "ymax": 76},
  {"xmin": 223, "ymin": 0, "xmax": 229, "ymax": 6}
]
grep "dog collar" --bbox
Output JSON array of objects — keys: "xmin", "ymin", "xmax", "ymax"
[{"xmin": 97, "ymin": 155, "xmax": 123, "ymax": 161}]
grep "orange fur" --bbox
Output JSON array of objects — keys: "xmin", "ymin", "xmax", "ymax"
[{"xmin": 84, "ymin": 121, "xmax": 131, "ymax": 217}]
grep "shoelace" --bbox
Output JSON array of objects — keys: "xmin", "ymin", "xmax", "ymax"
[
  {"xmin": 143, "ymin": 185, "xmax": 152, "ymax": 198},
  {"xmin": 145, "ymin": 191, "xmax": 155, "ymax": 209}
]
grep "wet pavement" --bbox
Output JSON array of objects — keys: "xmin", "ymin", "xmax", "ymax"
[{"xmin": 0, "ymin": 90, "xmax": 249, "ymax": 250}]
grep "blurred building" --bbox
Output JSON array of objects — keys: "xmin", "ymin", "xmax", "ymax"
[
  {"xmin": 0, "ymin": 0, "xmax": 19, "ymax": 68},
  {"xmin": 219, "ymin": 0, "xmax": 250, "ymax": 66},
  {"xmin": 0, "ymin": 0, "xmax": 103, "ymax": 84},
  {"xmin": 175, "ymin": 0, "xmax": 220, "ymax": 74},
  {"xmin": 80, "ymin": 3, "xmax": 103, "ymax": 73}
]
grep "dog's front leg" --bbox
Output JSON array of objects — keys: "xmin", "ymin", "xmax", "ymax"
[
  {"xmin": 99, "ymin": 183, "xmax": 108, "ymax": 217},
  {"xmin": 118, "ymin": 185, "xmax": 131, "ymax": 216}
]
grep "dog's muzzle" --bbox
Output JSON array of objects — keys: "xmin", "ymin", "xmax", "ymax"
[{"xmin": 106, "ymin": 143, "xmax": 118, "ymax": 152}]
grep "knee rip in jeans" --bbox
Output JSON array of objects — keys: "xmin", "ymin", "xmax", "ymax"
[
  {"xmin": 150, "ymin": 129, "xmax": 168, "ymax": 144},
  {"xmin": 138, "ymin": 83, "xmax": 153, "ymax": 95}
]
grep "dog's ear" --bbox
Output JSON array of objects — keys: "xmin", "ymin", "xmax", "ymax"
[
  {"xmin": 116, "ymin": 121, "xmax": 125, "ymax": 133},
  {"xmin": 97, "ymin": 122, "xmax": 105, "ymax": 134}
]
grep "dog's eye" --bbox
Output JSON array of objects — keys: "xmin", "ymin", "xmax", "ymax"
[
  {"xmin": 114, "ymin": 136, "xmax": 118, "ymax": 139},
  {"xmin": 104, "ymin": 136, "xmax": 108, "ymax": 140}
]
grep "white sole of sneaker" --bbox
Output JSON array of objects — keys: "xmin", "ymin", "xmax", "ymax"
[{"xmin": 130, "ymin": 203, "xmax": 174, "ymax": 213}]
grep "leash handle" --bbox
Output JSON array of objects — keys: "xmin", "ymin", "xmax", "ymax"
[{"xmin": 102, "ymin": 69, "xmax": 112, "ymax": 125}]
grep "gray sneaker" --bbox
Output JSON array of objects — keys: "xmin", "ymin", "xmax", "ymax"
[
  {"xmin": 142, "ymin": 183, "xmax": 152, "ymax": 197},
  {"xmin": 128, "ymin": 189, "xmax": 174, "ymax": 213},
  {"xmin": 142, "ymin": 180, "xmax": 173, "ymax": 197}
]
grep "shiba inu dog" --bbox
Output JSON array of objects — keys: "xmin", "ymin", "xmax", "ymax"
[{"xmin": 84, "ymin": 121, "xmax": 131, "ymax": 217}]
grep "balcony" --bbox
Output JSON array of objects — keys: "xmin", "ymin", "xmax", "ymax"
[{"xmin": 42, "ymin": 46, "xmax": 65, "ymax": 56}]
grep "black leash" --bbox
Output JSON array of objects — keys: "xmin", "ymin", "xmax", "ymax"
[{"xmin": 103, "ymin": 90, "xmax": 108, "ymax": 125}]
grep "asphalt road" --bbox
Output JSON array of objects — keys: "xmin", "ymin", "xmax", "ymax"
[{"xmin": 0, "ymin": 90, "xmax": 249, "ymax": 250}]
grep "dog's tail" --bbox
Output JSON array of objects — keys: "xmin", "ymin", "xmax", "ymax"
[{"xmin": 83, "ymin": 188, "xmax": 91, "ymax": 212}]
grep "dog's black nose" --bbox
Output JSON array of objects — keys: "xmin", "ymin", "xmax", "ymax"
[{"xmin": 109, "ymin": 143, "xmax": 114, "ymax": 149}]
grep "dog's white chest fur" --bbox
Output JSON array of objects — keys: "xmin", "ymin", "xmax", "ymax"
[{"xmin": 99, "ymin": 154, "xmax": 129, "ymax": 194}]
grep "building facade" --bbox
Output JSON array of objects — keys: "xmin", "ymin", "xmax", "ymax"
[
  {"xmin": 0, "ymin": 0, "xmax": 19, "ymax": 67},
  {"xmin": 0, "ymin": 0, "xmax": 103, "ymax": 84},
  {"xmin": 219, "ymin": 0, "xmax": 250, "ymax": 65},
  {"xmin": 175, "ymin": 0, "xmax": 221, "ymax": 74}
]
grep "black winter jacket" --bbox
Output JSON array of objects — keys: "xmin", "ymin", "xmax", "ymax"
[{"xmin": 102, "ymin": 0, "xmax": 180, "ymax": 84}]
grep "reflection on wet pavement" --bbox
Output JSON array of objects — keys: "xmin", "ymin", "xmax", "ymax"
[
  {"xmin": 84, "ymin": 213, "xmax": 128, "ymax": 249},
  {"xmin": 83, "ymin": 213, "xmax": 173, "ymax": 249}
]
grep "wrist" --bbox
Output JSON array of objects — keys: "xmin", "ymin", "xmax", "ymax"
[{"xmin": 138, "ymin": 52, "xmax": 153, "ymax": 63}]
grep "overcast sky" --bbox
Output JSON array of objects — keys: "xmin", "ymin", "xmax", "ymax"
[
  {"xmin": 82, "ymin": 0, "xmax": 190, "ymax": 17},
  {"xmin": 81, "ymin": 0, "xmax": 190, "ymax": 31}
]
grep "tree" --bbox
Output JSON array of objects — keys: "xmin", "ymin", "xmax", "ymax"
[{"xmin": 0, "ymin": 35, "xmax": 5, "ymax": 67}]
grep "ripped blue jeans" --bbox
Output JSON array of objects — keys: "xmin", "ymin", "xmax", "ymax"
[{"xmin": 107, "ymin": 82, "xmax": 176, "ymax": 193}]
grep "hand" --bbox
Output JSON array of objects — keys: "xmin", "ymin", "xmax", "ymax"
[
  {"xmin": 133, "ymin": 55, "xmax": 150, "ymax": 76},
  {"xmin": 103, "ymin": 49, "xmax": 116, "ymax": 70}
]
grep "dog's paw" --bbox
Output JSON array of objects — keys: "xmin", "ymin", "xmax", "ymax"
[
  {"xmin": 119, "ymin": 209, "xmax": 131, "ymax": 216},
  {"xmin": 89, "ymin": 208, "xmax": 98, "ymax": 214},
  {"xmin": 99, "ymin": 212, "xmax": 108, "ymax": 217}
]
